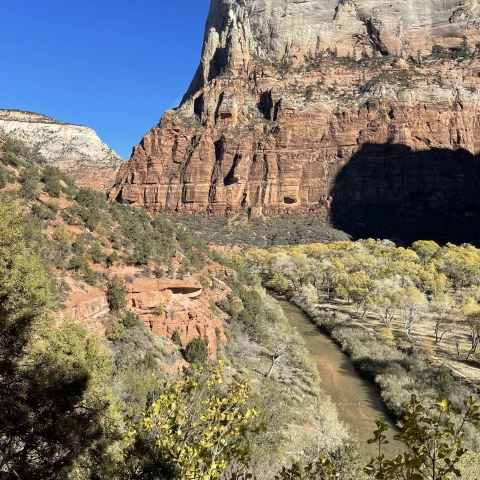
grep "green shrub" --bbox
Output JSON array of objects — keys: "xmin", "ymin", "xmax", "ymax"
[
  {"xmin": 90, "ymin": 242, "xmax": 107, "ymax": 264},
  {"xmin": 106, "ymin": 251, "xmax": 119, "ymax": 268},
  {"xmin": 31, "ymin": 203, "xmax": 56, "ymax": 221},
  {"xmin": 73, "ymin": 188, "xmax": 108, "ymax": 231},
  {"xmin": 0, "ymin": 167, "xmax": 7, "ymax": 188},
  {"xmin": 153, "ymin": 264, "xmax": 164, "ymax": 279},
  {"xmin": 127, "ymin": 236, "xmax": 153, "ymax": 266},
  {"xmin": 106, "ymin": 319, "xmax": 126, "ymax": 341},
  {"xmin": 172, "ymin": 329, "xmax": 182, "ymax": 347},
  {"xmin": 1, "ymin": 151, "xmax": 20, "ymax": 167},
  {"xmin": 45, "ymin": 201, "xmax": 60, "ymax": 213},
  {"xmin": 82, "ymin": 264, "xmax": 100, "ymax": 286},
  {"xmin": 106, "ymin": 275, "xmax": 127, "ymax": 312},
  {"xmin": 122, "ymin": 310, "xmax": 141, "ymax": 329},
  {"xmin": 68, "ymin": 254, "xmax": 86, "ymax": 271},
  {"xmin": 19, "ymin": 166, "xmax": 40, "ymax": 200},
  {"xmin": 41, "ymin": 166, "xmax": 62, "ymax": 197},
  {"xmin": 183, "ymin": 337, "xmax": 208, "ymax": 364},
  {"xmin": 27, "ymin": 147, "xmax": 47, "ymax": 165},
  {"xmin": 3, "ymin": 137, "xmax": 30, "ymax": 157}
]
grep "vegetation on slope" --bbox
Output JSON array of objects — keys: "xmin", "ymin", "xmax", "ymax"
[
  {"xmin": 0, "ymin": 137, "xmax": 355, "ymax": 478},
  {"xmin": 167, "ymin": 212, "xmax": 349, "ymax": 248},
  {"xmin": 1, "ymin": 136, "xmax": 480, "ymax": 479}
]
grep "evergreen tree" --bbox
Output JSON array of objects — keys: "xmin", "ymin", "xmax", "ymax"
[
  {"xmin": 106, "ymin": 275, "xmax": 127, "ymax": 312},
  {"xmin": 0, "ymin": 199, "xmax": 119, "ymax": 478},
  {"xmin": 183, "ymin": 337, "xmax": 208, "ymax": 364}
]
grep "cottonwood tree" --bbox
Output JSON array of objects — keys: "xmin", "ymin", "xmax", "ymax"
[
  {"xmin": 438, "ymin": 244, "xmax": 480, "ymax": 290},
  {"xmin": 397, "ymin": 286, "xmax": 428, "ymax": 348},
  {"xmin": 429, "ymin": 293, "xmax": 455, "ymax": 344},
  {"xmin": 274, "ymin": 253, "xmax": 310, "ymax": 292},
  {"xmin": 411, "ymin": 240, "xmax": 440, "ymax": 265},
  {"xmin": 264, "ymin": 339, "xmax": 292, "ymax": 379},
  {"xmin": 317, "ymin": 258, "xmax": 345, "ymax": 300},
  {"xmin": 462, "ymin": 299, "xmax": 480, "ymax": 361},
  {"xmin": 344, "ymin": 271, "xmax": 375, "ymax": 313},
  {"xmin": 370, "ymin": 281, "xmax": 401, "ymax": 328}
]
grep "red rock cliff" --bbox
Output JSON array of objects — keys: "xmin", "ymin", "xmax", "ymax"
[{"xmin": 109, "ymin": 0, "xmax": 480, "ymax": 219}]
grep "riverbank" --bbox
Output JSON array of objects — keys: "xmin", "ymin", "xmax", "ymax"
[{"xmin": 271, "ymin": 294, "xmax": 399, "ymax": 459}]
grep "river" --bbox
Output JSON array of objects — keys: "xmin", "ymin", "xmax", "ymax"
[{"xmin": 273, "ymin": 295, "xmax": 400, "ymax": 459}]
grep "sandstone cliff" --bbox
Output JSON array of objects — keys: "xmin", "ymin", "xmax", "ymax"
[
  {"xmin": 0, "ymin": 110, "xmax": 124, "ymax": 190},
  {"xmin": 61, "ymin": 273, "xmax": 228, "ymax": 360},
  {"xmin": 109, "ymin": 0, "xmax": 480, "ymax": 239}
]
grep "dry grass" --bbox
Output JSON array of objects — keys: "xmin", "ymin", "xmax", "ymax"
[{"xmin": 312, "ymin": 298, "xmax": 480, "ymax": 389}]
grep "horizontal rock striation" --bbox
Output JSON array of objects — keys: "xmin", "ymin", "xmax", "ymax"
[
  {"xmin": 0, "ymin": 109, "xmax": 124, "ymax": 190},
  {"xmin": 110, "ymin": 0, "xmax": 480, "ymax": 225},
  {"xmin": 60, "ymin": 276, "xmax": 228, "ymax": 360}
]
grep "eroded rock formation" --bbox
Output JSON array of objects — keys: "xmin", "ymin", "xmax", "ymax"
[
  {"xmin": 60, "ymin": 269, "xmax": 229, "ymax": 360},
  {"xmin": 109, "ymin": 0, "xmax": 480, "ymax": 223},
  {"xmin": 0, "ymin": 110, "xmax": 124, "ymax": 190}
]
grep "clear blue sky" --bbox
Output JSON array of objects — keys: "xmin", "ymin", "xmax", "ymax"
[{"xmin": 2, "ymin": 0, "xmax": 210, "ymax": 159}]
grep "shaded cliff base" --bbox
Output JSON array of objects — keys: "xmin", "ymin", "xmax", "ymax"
[
  {"xmin": 168, "ymin": 142, "xmax": 480, "ymax": 247},
  {"xmin": 331, "ymin": 143, "xmax": 480, "ymax": 246}
]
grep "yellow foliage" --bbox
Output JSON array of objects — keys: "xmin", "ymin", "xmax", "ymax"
[
  {"xmin": 134, "ymin": 363, "xmax": 260, "ymax": 479},
  {"xmin": 378, "ymin": 328, "xmax": 396, "ymax": 348}
]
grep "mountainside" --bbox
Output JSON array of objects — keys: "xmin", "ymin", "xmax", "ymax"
[
  {"xmin": 0, "ymin": 109, "xmax": 124, "ymax": 190},
  {"xmin": 109, "ymin": 0, "xmax": 480, "ymax": 241},
  {"xmin": 0, "ymin": 135, "xmax": 358, "ymax": 478}
]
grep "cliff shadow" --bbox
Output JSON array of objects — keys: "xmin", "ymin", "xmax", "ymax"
[{"xmin": 330, "ymin": 143, "xmax": 480, "ymax": 245}]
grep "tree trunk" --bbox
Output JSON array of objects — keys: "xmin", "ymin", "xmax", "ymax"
[
  {"xmin": 265, "ymin": 356, "xmax": 278, "ymax": 378},
  {"xmin": 465, "ymin": 335, "xmax": 479, "ymax": 362}
]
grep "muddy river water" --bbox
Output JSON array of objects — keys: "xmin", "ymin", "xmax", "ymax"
[{"xmin": 272, "ymin": 295, "xmax": 400, "ymax": 459}]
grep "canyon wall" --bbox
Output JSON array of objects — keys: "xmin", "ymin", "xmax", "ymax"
[
  {"xmin": 109, "ymin": 0, "xmax": 480, "ymax": 229},
  {"xmin": 0, "ymin": 110, "xmax": 124, "ymax": 190}
]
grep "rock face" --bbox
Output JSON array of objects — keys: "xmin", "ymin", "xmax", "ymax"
[
  {"xmin": 0, "ymin": 110, "xmax": 124, "ymax": 190},
  {"xmin": 110, "ymin": 0, "xmax": 480, "ymax": 234},
  {"xmin": 125, "ymin": 278, "xmax": 227, "ymax": 360},
  {"xmin": 60, "ymin": 274, "xmax": 228, "ymax": 360}
]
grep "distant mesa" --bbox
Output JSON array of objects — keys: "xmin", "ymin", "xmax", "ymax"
[{"xmin": 0, "ymin": 109, "xmax": 124, "ymax": 191}]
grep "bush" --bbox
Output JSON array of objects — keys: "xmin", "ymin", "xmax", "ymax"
[
  {"xmin": 153, "ymin": 265, "xmax": 164, "ymax": 279},
  {"xmin": 3, "ymin": 137, "xmax": 30, "ymax": 157},
  {"xmin": 1, "ymin": 150, "xmax": 20, "ymax": 167},
  {"xmin": 106, "ymin": 319, "xmax": 126, "ymax": 341},
  {"xmin": 31, "ymin": 203, "xmax": 56, "ymax": 221},
  {"xmin": 183, "ymin": 337, "xmax": 208, "ymax": 364},
  {"xmin": 82, "ymin": 264, "xmax": 101, "ymax": 286},
  {"xmin": 90, "ymin": 242, "xmax": 107, "ymax": 264},
  {"xmin": 41, "ymin": 166, "xmax": 62, "ymax": 197},
  {"xmin": 172, "ymin": 329, "xmax": 182, "ymax": 347},
  {"xmin": 68, "ymin": 254, "xmax": 86, "ymax": 271},
  {"xmin": 0, "ymin": 167, "xmax": 7, "ymax": 188},
  {"xmin": 106, "ymin": 275, "xmax": 127, "ymax": 312},
  {"xmin": 73, "ymin": 188, "xmax": 108, "ymax": 231},
  {"xmin": 122, "ymin": 310, "xmax": 141, "ymax": 329},
  {"xmin": 19, "ymin": 166, "xmax": 40, "ymax": 200},
  {"xmin": 106, "ymin": 251, "xmax": 119, "ymax": 268}
]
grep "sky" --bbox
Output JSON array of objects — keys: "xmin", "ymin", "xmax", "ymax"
[{"xmin": 1, "ymin": 0, "xmax": 211, "ymax": 159}]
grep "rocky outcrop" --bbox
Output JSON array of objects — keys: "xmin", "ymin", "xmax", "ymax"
[
  {"xmin": 125, "ymin": 278, "xmax": 227, "ymax": 359},
  {"xmin": 60, "ymin": 273, "xmax": 228, "ymax": 360},
  {"xmin": 109, "ymin": 0, "xmax": 480, "ymax": 225},
  {"xmin": 59, "ymin": 283, "xmax": 110, "ymax": 336},
  {"xmin": 0, "ymin": 110, "xmax": 124, "ymax": 190}
]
